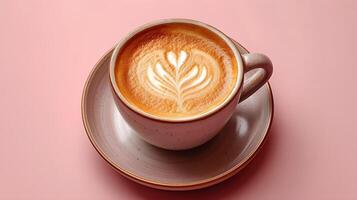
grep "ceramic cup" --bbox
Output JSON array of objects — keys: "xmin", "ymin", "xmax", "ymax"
[{"xmin": 110, "ymin": 19, "xmax": 273, "ymax": 150}]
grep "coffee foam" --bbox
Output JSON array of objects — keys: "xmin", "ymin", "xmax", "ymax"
[{"xmin": 115, "ymin": 24, "xmax": 238, "ymax": 119}]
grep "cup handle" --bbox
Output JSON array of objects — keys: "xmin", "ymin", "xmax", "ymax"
[{"xmin": 239, "ymin": 53, "xmax": 273, "ymax": 103}]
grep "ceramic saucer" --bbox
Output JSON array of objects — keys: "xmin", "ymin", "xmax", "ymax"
[{"xmin": 81, "ymin": 42, "xmax": 274, "ymax": 191}]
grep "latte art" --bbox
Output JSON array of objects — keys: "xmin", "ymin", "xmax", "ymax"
[
  {"xmin": 140, "ymin": 49, "xmax": 220, "ymax": 112},
  {"xmin": 115, "ymin": 23, "xmax": 238, "ymax": 119}
]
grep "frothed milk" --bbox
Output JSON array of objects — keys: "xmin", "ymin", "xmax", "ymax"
[{"xmin": 115, "ymin": 23, "xmax": 238, "ymax": 119}]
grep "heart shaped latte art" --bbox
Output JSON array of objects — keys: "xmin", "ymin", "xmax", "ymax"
[{"xmin": 136, "ymin": 49, "xmax": 220, "ymax": 112}]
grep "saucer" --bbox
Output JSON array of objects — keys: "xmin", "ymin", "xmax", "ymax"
[{"xmin": 81, "ymin": 42, "xmax": 274, "ymax": 191}]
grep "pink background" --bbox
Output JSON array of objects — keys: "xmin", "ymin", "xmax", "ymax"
[{"xmin": 1, "ymin": 0, "xmax": 357, "ymax": 199}]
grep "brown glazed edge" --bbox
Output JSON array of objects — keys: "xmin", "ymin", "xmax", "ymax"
[{"xmin": 81, "ymin": 45, "xmax": 274, "ymax": 191}]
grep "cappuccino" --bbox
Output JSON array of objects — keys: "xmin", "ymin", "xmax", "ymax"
[{"xmin": 115, "ymin": 23, "xmax": 238, "ymax": 119}]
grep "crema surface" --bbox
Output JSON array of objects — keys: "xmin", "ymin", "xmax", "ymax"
[{"xmin": 115, "ymin": 23, "xmax": 238, "ymax": 119}]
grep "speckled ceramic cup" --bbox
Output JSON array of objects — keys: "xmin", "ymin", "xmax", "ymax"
[{"xmin": 110, "ymin": 19, "xmax": 273, "ymax": 150}]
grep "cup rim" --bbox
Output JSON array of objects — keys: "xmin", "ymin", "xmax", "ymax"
[{"xmin": 109, "ymin": 18, "xmax": 244, "ymax": 122}]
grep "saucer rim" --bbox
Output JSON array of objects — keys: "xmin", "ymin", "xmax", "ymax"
[{"xmin": 81, "ymin": 45, "xmax": 274, "ymax": 191}]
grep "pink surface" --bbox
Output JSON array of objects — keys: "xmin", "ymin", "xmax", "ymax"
[{"xmin": 0, "ymin": 0, "xmax": 356, "ymax": 199}]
